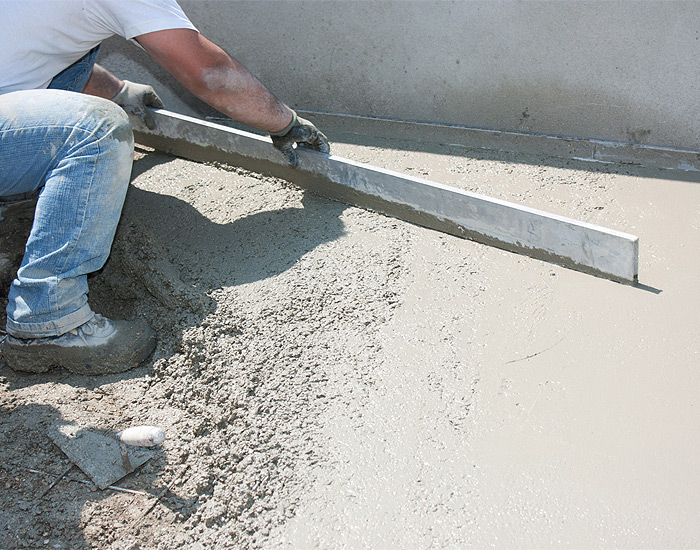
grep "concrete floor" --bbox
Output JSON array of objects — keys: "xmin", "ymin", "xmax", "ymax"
[
  {"xmin": 265, "ymin": 137, "xmax": 700, "ymax": 548},
  {"xmin": 2, "ymin": 133, "xmax": 699, "ymax": 549}
]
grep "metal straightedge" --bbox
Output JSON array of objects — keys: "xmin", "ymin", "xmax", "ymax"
[{"xmin": 132, "ymin": 109, "xmax": 639, "ymax": 283}]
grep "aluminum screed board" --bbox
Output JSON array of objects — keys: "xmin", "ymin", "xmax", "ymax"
[{"xmin": 132, "ymin": 109, "xmax": 639, "ymax": 284}]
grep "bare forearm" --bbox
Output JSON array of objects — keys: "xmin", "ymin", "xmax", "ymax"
[
  {"xmin": 194, "ymin": 58, "xmax": 294, "ymax": 133},
  {"xmin": 136, "ymin": 29, "xmax": 293, "ymax": 133},
  {"xmin": 82, "ymin": 64, "xmax": 124, "ymax": 99}
]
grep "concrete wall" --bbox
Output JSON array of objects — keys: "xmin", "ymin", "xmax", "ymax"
[{"xmin": 100, "ymin": 0, "xmax": 700, "ymax": 152}]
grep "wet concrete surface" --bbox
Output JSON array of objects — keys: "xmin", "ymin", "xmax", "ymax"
[
  {"xmin": 268, "ymin": 139, "xmax": 700, "ymax": 548},
  {"xmin": 1, "ymin": 137, "xmax": 699, "ymax": 549}
]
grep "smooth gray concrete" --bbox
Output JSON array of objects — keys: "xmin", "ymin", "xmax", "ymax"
[
  {"xmin": 100, "ymin": 0, "xmax": 700, "ymax": 158},
  {"xmin": 132, "ymin": 109, "xmax": 639, "ymax": 283}
]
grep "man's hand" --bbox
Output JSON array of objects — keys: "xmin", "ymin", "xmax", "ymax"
[
  {"xmin": 111, "ymin": 81, "xmax": 164, "ymax": 130},
  {"xmin": 270, "ymin": 112, "xmax": 330, "ymax": 167}
]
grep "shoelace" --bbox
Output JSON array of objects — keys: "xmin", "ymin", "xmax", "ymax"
[
  {"xmin": 80, "ymin": 314, "xmax": 107, "ymax": 336},
  {"xmin": 68, "ymin": 314, "xmax": 109, "ymax": 345}
]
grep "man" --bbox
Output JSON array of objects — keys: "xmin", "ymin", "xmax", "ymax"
[{"xmin": 0, "ymin": 0, "xmax": 330, "ymax": 375}]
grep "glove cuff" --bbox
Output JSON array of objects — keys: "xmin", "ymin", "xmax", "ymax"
[
  {"xmin": 110, "ymin": 80, "xmax": 131, "ymax": 102},
  {"xmin": 269, "ymin": 110, "xmax": 297, "ymax": 136}
]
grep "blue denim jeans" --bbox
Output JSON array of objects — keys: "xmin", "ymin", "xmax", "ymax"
[
  {"xmin": 48, "ymin": 46, "xmax": 101, "ymax": 93},
  {"xmin": 0, "ymin": 90, "xmax": 134, "ymax": 338}
]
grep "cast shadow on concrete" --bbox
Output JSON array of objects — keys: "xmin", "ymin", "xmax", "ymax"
[
  {"xmin": 121, "ymin": 147, "xmax": 346, "ymax": 286},
  {"xmin": 87, "ymin": 148, "xmax": 347, "ymax": 361},
  {"xmin": 0, "ymin": 401, "xmax": 191, "ymax": 550},
  {"xmin": 0, "ymin": 148, "xmax": 346, "ymax": 389},
  {"xmin": 0, "ymin": 196, "xmax": 153, "ymax": 390}
]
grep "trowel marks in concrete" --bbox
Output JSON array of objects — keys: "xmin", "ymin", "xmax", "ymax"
[{"xmin": 131, "ymin": 109, "xmax": 639, "ymax": 283}]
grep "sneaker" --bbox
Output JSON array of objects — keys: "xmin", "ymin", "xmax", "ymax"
[{"xmin": 2, "ymin": 314, "xmax": 156, "ymax": 375}]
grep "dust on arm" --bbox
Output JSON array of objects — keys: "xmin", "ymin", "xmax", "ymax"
[
  {"xmin": 134, "ymin": 28, "xmax": 294, "ymax": 133},
  {"xmin": 82, "ymin": 64, "xmax": 124, "ymax": 99}
]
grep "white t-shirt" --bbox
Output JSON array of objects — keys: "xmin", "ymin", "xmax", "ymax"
[{"xmin": 0, "ymin": 0, "xmax": 198, "ymax": 93}]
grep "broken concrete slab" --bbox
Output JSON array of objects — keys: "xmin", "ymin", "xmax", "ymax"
[
  {"xmin": 131, "ymin": 109, "xmax": 639, "ymax": 284},
  {"xmin": 48, "ymin": 425, "xmax": 157, "ymax": 490}
]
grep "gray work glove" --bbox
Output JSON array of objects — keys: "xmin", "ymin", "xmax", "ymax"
[
  {"xmin": 270, "ymin": 111, "xmax": 330, "ymax": 167},
  {"xmin": 111, "ymin": 80, "xmax": 164, "ymax": 130}
]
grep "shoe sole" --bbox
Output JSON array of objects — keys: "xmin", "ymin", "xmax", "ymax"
[{"xmin": 2, "ymin": 329, "xmax": 157, "ymax": 375}]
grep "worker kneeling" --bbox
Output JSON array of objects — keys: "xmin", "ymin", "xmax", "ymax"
[
  {"xmin": 0, "ymin": 0, "xmax": 329, "ymax": 375},
  {"xmin": 0, "ymin": 90, "xmax": 156, "ymax": 375}
]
